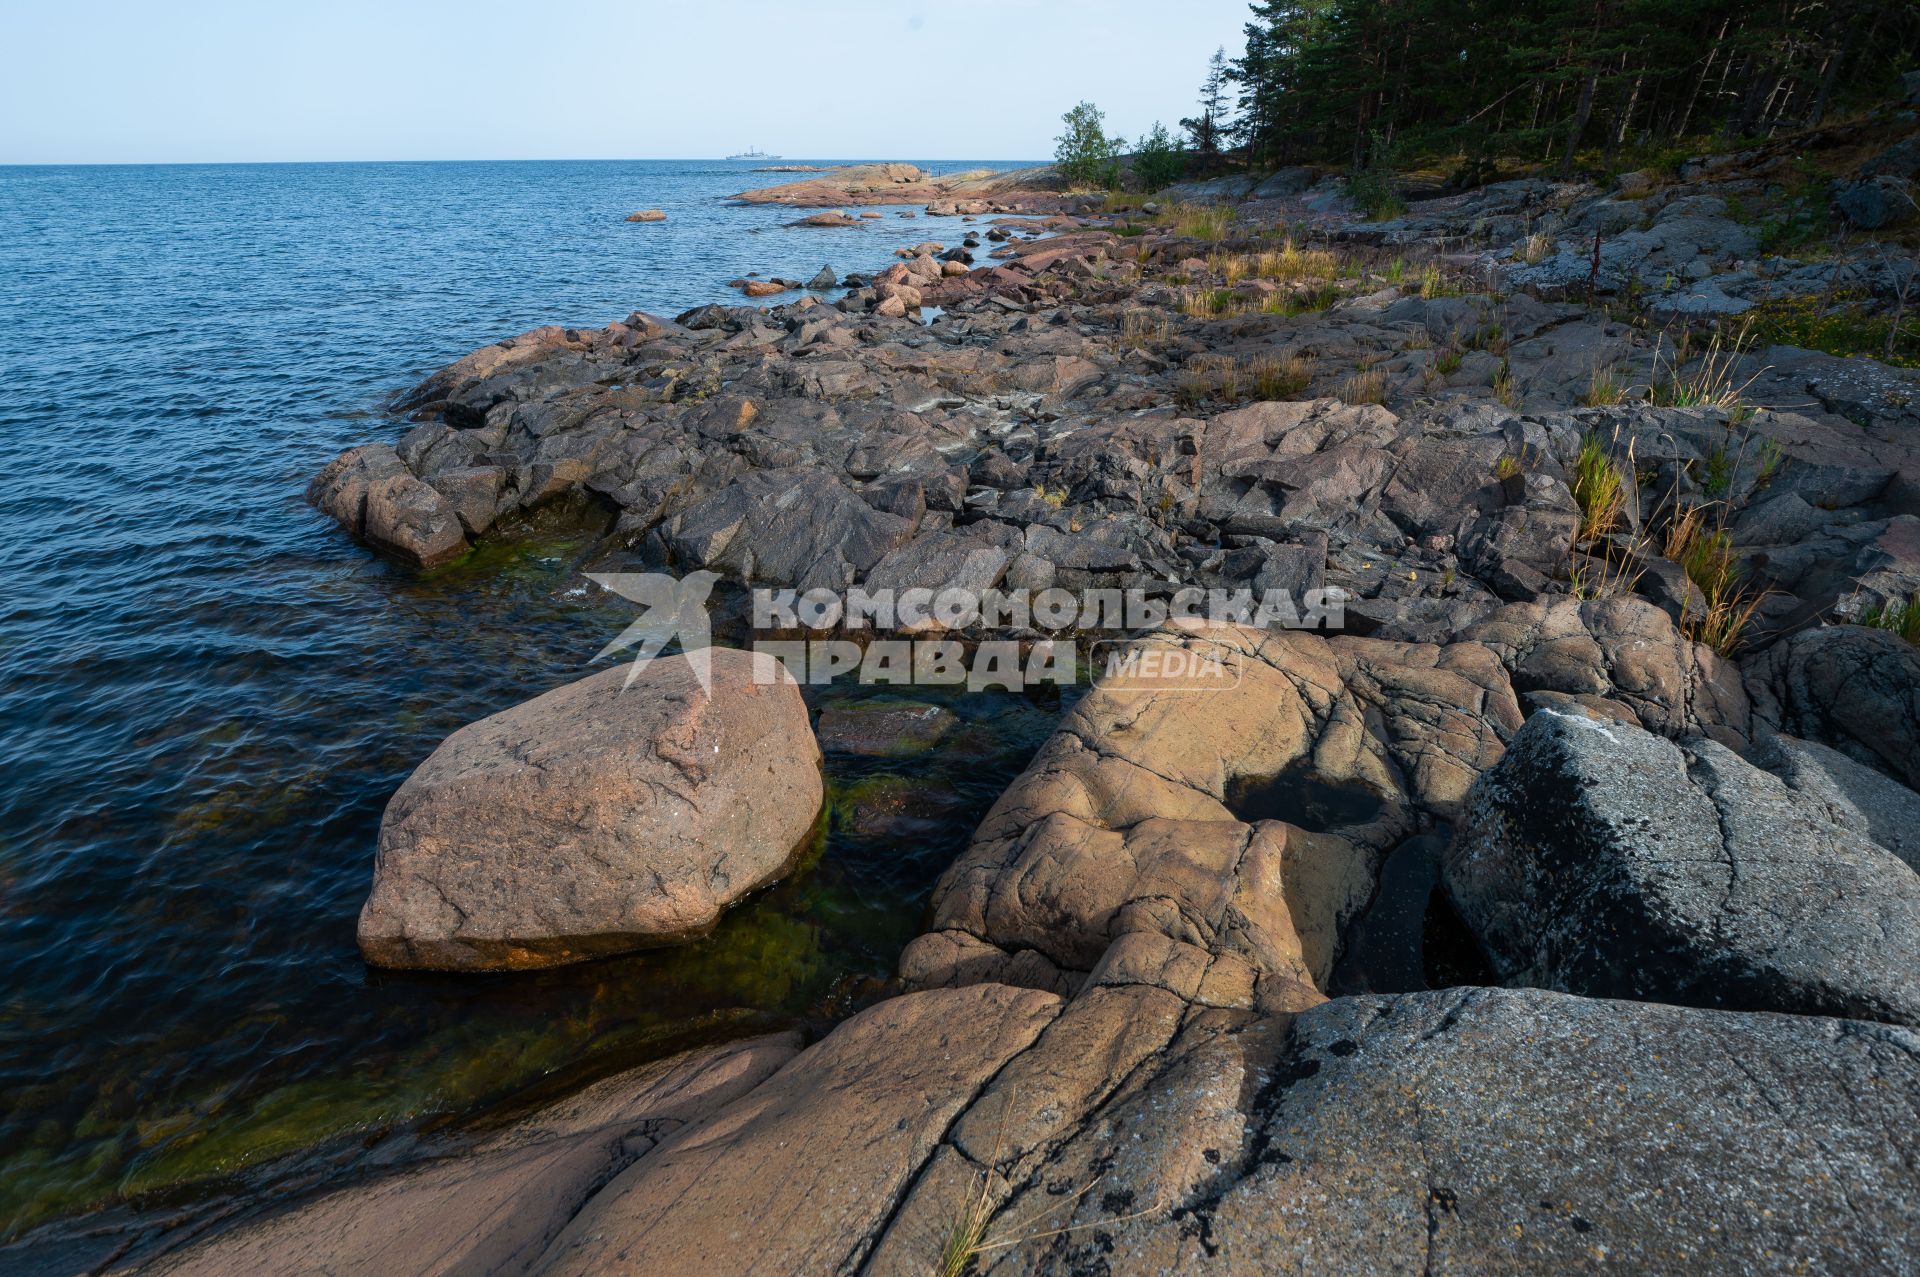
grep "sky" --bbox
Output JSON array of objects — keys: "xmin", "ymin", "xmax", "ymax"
[{"xmin": 0, "ymin": 0, "xmax": 1252, "ymax": 165}]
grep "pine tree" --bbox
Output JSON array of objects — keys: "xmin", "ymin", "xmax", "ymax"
[
  {"xmin": 1181, "ymin": 47, "xmax": 1235, "ymax": 158},
  {"xmin": 1218, "ymin": 0, "xmax": 1917, "ymax": 177}
]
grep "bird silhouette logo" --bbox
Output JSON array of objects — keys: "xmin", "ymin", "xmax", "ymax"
[{"xmin": 585, "ymin": 570, "xmax": 722, "ymax": 694}]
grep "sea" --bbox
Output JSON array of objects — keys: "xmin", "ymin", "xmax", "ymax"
[{"xmin": 0, "ymin": 157, "xmax": 1053, "ymax": 1242}]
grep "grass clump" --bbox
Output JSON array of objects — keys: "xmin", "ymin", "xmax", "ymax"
[
  {"xmin": 1248, "ymin": 351, "xmax": 1315, "ymax": 398},
  {"xmin": 1262, "ymin": 282, "xmax": 1343, "ymax": 316},
  {"xmin": 1177, "ymin": 287, "xmax": 1238, "ymax": 320},
  {"xmin": 1571, "ymin": 433, "xmax": 1627, "ymax": 541},
  {"xmin": 1492, "ymin": 361, "xmax": 1521, "ymax": 409},
  {"xmin": 1664, "ymin": 503, "xmax": 1767, "ymax": 655},
  {"xmin": 1581, "ymin": 365, "xmax": 1627, "ymax": 406},
  {"xmin": 1862, "ymin": 594, "xmax": 1920, "ymax": 644},
  {"xmin": 935, "ymin": 1089, "xmax": 1160, "ymax": 1276},
  {"xmin": 1651, "ymin": 322, "xmax": 1761, "ymax": 409},
  {"xmin": 1416, "ymin": 262, "xmax": 1461, "ymax": 299},
  {"xmin": 1339, "ymin": 367, "xmax": 1387, "ymax": 405},
  {"xmin": 1158, "ymin": 201, "xmax": 1231, "ymax": 241},
  {"xmin": 1518, "ymin": 231, "xmax": 1553, "ymax": 264},
  {"xmin": 1121, "ymin": 308, "xmax": 1170, "ymax": 349}
]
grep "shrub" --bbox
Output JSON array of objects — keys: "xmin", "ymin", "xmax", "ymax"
[
  {"xmin": 1055, "ymin": 101, "xmax": 1123, "ymax": 190},
  {"xmin": 1132, "ymin": 122, "xmax": 1186, "ymax": 192},
  {"xmin": 1346, "ymin": 132, "xmax": 1407, "ymax": 220}
]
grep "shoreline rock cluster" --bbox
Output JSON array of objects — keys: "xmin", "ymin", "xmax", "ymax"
[{"xmin": 119, "ymin": 151, "xmax": 1920, "ymax": 1271}]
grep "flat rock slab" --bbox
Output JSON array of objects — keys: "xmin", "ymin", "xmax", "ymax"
[
  {"xmin": 137, "ymin": 1034, "xmax": 801, "ymax": 1277},
  {"xmin": 981, "ymin": 987, "xmax": 1920, "ymax": 1275},
  {"xmin": 1445, "ymin": 709, "xmax": 1920, "ymax": 1025},
  {"xmin": 358, "ymin": 647, "xmax": 823, "ymax": 971},
  {"xmin": 532, "ymin": 984, "xmax": 1062, "ymax": 1276}
]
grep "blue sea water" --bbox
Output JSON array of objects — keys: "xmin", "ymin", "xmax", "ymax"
[{"xmin": 0, "ymin": 158, "xmax": 1050, "ymax": 1239}]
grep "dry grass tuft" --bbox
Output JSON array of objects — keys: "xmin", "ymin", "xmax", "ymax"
[
  {"xmin": 1248, "ymin": 351, "xmax": 1315, "ymax": 399},
  {"xmin": 1339, "ymin": 367, "xmax": 1387, "ymax": 405},
  {"xmin": 1121, "ymin": 308, "xmax": 1170, "ymax": 349},
  {"xmin": 1581, "ymin": 364, "xmax": 1627, "ymax": 407},
  {"xmin": 1651, "ymin": 321, "xmax": 1763, "ymax": 409},
  {"xmin": 1664, "ymin": 501, "xmax": 1768, "ymax": 655}
]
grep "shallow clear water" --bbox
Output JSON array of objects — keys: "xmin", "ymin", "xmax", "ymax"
[{"xmin": 0, "ymin": 158, "xmax": 1046, "ymax": 1237}]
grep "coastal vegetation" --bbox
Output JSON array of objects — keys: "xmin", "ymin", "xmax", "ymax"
[
  {"xmin": 1226, "ymin": 0, "xmax": 1919, "ymax": 175},
  {"xmin": 1052, "ymin": 101, "xmax": 1124, "ymax": 190}
]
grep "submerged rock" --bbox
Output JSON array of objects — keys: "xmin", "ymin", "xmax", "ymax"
[
  {"xmin": 1446, "ymin": 709, "xmax": 1920, "ymax": 1025},
  {"xmin": 624, "ymin": 208, "xmax": 667, "ymax": 223},
  {"xmin": 358, "ymin": 647, "xmax": 823, "ymax": 971},
  {"xmin": 814, "ymin": 699, "xmax": 958, "ymax": 757}
]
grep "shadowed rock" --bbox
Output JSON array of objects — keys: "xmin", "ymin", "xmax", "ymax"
[{"xmin": 1445, "ymin": 709, "xmax": 1920, "ymax": 1025}]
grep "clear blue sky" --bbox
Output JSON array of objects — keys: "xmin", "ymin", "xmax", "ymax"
[{"xmin": 0, "ymin": 1, "xmax": 1252, "ymax": 165}]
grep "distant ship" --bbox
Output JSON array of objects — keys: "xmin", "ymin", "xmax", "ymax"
[{"xmin": 726, "ymin": 147, "xmax": 780, "ymax": 161}]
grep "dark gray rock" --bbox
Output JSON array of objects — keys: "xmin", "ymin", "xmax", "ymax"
[
  {"xmin": 656, "ymin": 467, "xmax": 918, "ymax": 590},
  {"xmin": 985, "ymin": 986, "xmax": 1920, "ymax": 1276},
  {"xmin": 1745, "ymin": 623, "xmax": 1920, "ymax": 789},
  {"xmin": 1834, "ymin": 176, "xmax": 1916, "ymax": 230},
  {"xmin": 1445, "ymin": 709, "xmax": 1920, "ymax": 1025},
  {"xmin": 1750, "ymin": 729, "xmax": 1920, "ymax": 870}
]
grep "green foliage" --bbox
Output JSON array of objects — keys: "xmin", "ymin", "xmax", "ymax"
[
  {"xmin": 1571, "ymin": 433, "xmax": 1625, "ymax": 540},
  {"xmin": 1863, "ymin": 595, "xmax": 1920, "ymax": 645},
  {"xmin": 1132, "ymin": 122, "xmax": 1187, "ymax": 192},
  {"xmin": 1345, "ymin": 132, "xmax": 1405, "ymax": 219},
  {"xmin": 1227, "ymin": 0, "xmax": 1919, "ymax": 169},
  {"xmin": 1747, "ymin": 295, "xmax": 1920, "ymax": 368},
  {"xmin": 1701, "ymin": 444, "xmax": 1734, "ymax": 497},
  {"xmin": 1181, "ymin": 47, "xmax": 1234, "ymax": 156},
  {"xmin": 1054, "ymin": 101, "xmax": 1123, "ymax": 190}
]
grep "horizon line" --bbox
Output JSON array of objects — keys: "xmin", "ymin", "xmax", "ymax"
[{"xmin": 0, "ymin": 155, "xmax": 1054, "ymax": 170}]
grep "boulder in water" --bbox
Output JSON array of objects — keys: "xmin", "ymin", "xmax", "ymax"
[{"xmin": 358, "ymin": 647, "xmax": 823, "ymax": 971}]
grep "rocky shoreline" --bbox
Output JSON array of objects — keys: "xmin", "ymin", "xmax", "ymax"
[{"xmin": 74, "ymin": 145, "xmax": 1920, "ymax": 1271}]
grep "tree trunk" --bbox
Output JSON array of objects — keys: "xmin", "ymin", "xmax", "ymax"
[{"xmin": 1560, "ymin": 71, "xmax": 1598, "ymax": 178}]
